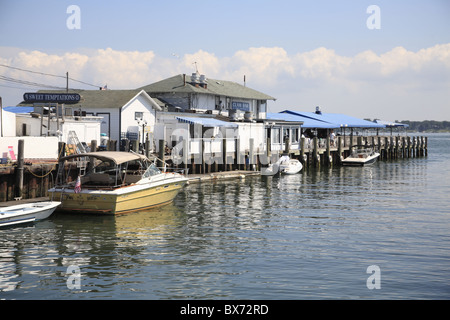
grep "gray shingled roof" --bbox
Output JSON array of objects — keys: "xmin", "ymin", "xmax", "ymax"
[
  {"xmin": 20, "ymin": 89, "xmax": 158, "ymax": 110},
  {"xmin": 139, "ymin": 74, "xmax": 276, "ymax": 101}
]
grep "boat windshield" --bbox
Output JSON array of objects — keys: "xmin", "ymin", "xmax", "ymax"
[{"xmin": 142, "ymin": 163, "xmax": 161, "ymax": 178}]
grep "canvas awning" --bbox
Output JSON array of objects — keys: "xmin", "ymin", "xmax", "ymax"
[
  {"xmin": 266, "ymin": 112, "xmax": 339, "ymax": 129},
  {"xmin": 176, "ymin": 116, "xmax": 238, "ymax": 128},
  {"xmin": 282, "ymin": 110, "xmax": 385, "ymax": 129},
  {"xmin": 374, "ymin": 120, "xmax": 409, "ymax": 128},
  {"xmin": 60, "ymin": 151, "xmax": 149, "ymax": 165}
]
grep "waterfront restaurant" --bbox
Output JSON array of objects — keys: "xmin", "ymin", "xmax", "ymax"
[{"xmin": 142, "ymin": 73, "xmax": 280, "ymax": 167}]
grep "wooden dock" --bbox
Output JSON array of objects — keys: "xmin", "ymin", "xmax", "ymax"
[
  {"xmin": 0, "ymin": 135, "xmax": 427, "ymax": 203},
  {"xmin": 167, "ymin": 134, "xmax": 428, "ymax": 173},
  {"xmin": 296, "ymin": 135, "xmax": 428, "ymax": 168}
]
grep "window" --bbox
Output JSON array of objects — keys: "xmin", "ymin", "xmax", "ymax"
[
  {"xmin": 143, "ymin": 163, "xmax": 161, "ymax": 178},
  {"xmin": 135, "ymin": 112, "xmax": 143, "ymax": 120},
  {"xmin": 272, "ymin": 128, "xmax": 281, "ymax": 144},
  {"xmin": 291, "ymin": 128, "xmax": 299, "ymax": 143}
]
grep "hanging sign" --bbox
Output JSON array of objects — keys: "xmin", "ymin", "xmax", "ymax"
[
  {"xmin": 231, "ymin": 101, "xmax": 250, "ymax": 111},
  {"xmin": 23, "ymin": 92, "xmax": 81, "ymax": 104}
]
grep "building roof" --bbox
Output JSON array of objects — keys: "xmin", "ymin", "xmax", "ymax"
[
  {"xmin": 176, "ymin": 115, "xmax": 238, "ymax": 128},
  {"xmin": 140, "ymin": 74, "xmax": 276, "ymax": 101},
  {"xmin": 374, "ymin": 119, "xmax": 409, "ymax": 128},
  {"xmin": 19, "ymin": 89, "xmax": 162, "ymax": 110},
  {"xmin": 281, "ymin": 110, "xmax": 385, "ymax": 129},
  {"xmin": 3, "ymin": 106, "xmax": 34, "ymax": 114},
  {"xmin": 267, "ymin": 112, "xmax": 338, "ymax": 129}
]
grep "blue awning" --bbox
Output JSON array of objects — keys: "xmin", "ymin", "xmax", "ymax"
[
  {"xmin": 281, "ymin": 110, "xmax": 385, "ymax": 128},
  {"xmin": 266, "ymin": 112, "xmax": 339, "ymax": 129},
  {"xmin": 3, "ymin": 106, "xmax": 34, "ymax": 113},
  {"xmin": 176, "ymin": 116, "xmax": 238, "ymax": 128},
  {"xmin": 374, "ymin": 120, "xmax": 409, "ymax": 128}
]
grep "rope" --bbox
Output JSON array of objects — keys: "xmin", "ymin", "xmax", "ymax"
[{"xmin": 25, "ymin": 144, "xmax": 65, "ymax": 178}]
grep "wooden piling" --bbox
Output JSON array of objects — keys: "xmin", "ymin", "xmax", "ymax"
[
  {"xmin": 313, "ymin": 137, "xmax": 320, "ymax": 167},
  {"xmin": 15, "ymin": 139, "xmax": 24, "ymax": 199},
  {"xmin": 158, "ymin": 139, "xmax": 165, "ymax": 168},
  {"xmin": 326, "ymin": 137, "xmax": 332, "ymax": 166}
]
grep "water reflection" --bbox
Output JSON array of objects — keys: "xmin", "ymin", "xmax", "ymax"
[{"xmin": 1, "ymin": 135, "xmax": 448, "ymax": 299}]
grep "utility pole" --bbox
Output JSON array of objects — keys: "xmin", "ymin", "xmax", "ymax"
[
  {"xmin": 0, "ymin": 96, "xmax": 3, "ymax": 137},
  {"xmin": 66, "ymin": 72, "xmax": 69, "ymax": 92}
]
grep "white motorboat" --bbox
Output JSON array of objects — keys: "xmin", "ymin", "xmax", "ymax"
[
  {"xmin": 342, "ymin": 145, "xmax": 380, "ymax": 166},
  {"xmin": 279, "ymin": 159, "xmax": 303, "ymax": 174},
  {"xmin": 262, "ymin": 155, "xmax": 303, "ymax": 175},
  {"xmin": 0, "ymin": 201, "xmax": 61, "ymax": 227},
  {"xmin": 48, "ymin": 152, "xmax": 188, "ymax": 215}
]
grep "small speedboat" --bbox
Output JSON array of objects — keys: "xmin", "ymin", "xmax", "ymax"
[
  {"xmin": 48, "ymin": 152, "xmax": 188, "ymax": 215},
  {"xmin": 342, "ymin": 145, "xmax": 380, "ymax": 166},
  {"xmin": 262, "ymin": 155, "xmax": 303, "ymax": 175},
  {"xmin": 0, "ymin": 201, "xmax": 61, "ymax": 227},
  {"xmin": 279, "ymin": 159, "xmax": 303, "ymax": 175}
]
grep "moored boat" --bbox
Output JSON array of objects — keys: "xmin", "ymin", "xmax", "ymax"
[
  {"xmin": 279, "ymin": 158, "xmax": 303, "ymax": 175},
  {"xmin": 0, "ymin": 201, "xmax": 61, "ymax": 227},
  {"xmin": 342, "ymin": 145, "xmax": 380, "ymax": 166},
  {"xmin": 262, "ymin": 155, "xmax": 303, "ymax": 175},
  {"xmin": 48, "ymin": 151, "xmax": 188, "ymax": 215}
]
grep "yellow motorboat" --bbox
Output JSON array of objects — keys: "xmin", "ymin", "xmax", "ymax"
[{"xmin": 49, "ymin": 151, "xmax": 188, "ymax": 215}]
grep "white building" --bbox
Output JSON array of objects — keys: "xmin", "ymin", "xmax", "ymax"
[
  {"xmin": 140, "ymin": 73, "xmax": 275, "ymax": 120},
  {"xmin": 29, "ymin": 89, "xmax": 162, "ymax": 150}
]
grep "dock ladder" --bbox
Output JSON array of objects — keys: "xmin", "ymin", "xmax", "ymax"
[{"xmin": 67, "ymin": 130, "xmax": 88, "ymax": 175}]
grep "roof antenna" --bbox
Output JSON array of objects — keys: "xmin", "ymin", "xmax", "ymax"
[{"xmin": 193, "ymin": 61, "xmax": 199, "ymax": 73}]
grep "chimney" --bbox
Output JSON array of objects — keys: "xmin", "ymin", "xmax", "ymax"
[
  {"xmin": 183, "ymin": 74, "xmax": 186, "ymax": 86},
  {"xmin": 199, "ymin": 74, "xmax": 207, "ymax": 89},
  {"xmin": 315, "ymin": 106, "xmax": 322, "ymax": 114}
]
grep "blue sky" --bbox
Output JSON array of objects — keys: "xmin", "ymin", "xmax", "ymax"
[{"xmin": 1, "ymin": 0, "xmax": 450, "ymax": 120}]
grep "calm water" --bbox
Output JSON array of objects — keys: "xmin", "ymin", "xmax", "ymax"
[{"xmin": 1, "ymin": 134, "xmax": 449, "ymax": 300}]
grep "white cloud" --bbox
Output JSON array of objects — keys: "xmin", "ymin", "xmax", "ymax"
[{"xmin": 1, "ymin": 44, "xmax": 449, "ymax": 120}]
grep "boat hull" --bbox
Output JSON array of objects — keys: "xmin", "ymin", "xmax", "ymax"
[
  {"xmin": 280, "ymin": 160, "xmax": 303, "ymax": 174},
  {"xmin": 50, "ymin": 179, "xmax": 187, "ymax": 215},
  {"xmin": 0, "ymin": 201, "xmax": 61, "ymax": 227},
  {"xmin": 342, "ymin": 153, "xmax": 380, "ymax": 166}
]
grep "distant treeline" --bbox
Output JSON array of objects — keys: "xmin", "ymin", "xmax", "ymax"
[{"xmin": 397, "ymin": 120, "xmax": 450, "ymax": 132}]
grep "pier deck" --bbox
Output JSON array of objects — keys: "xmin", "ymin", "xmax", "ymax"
[{"xmin": 0, "ymin": 135, "xmax": 427, "ymax": 202}]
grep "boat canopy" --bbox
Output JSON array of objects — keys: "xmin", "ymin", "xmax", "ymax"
[
  {"xmin": 281, "ymin": 110, "xmax": 386, "ymax": 129},
  {"xmin": 59, "ymin": 151, "xmax": 149, "ymax": 165},
  {"xmin": 266, "ymin": 112, "xmax": 339, "ymax": 129},
  {"xmin": 176, "ymin": 116, "xmax": 238, "ymax": 128}
]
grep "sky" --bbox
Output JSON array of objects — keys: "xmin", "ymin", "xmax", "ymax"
[{"xmin": 1, "ymin": 0, "xmax": 449, "ymax": 121}]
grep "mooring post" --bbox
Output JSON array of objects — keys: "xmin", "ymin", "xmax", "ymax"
[
  {"xmin": 249, "ymin": 138, "xmax": 255, "ymax": 171},
  {"xmin": 90, "ymin": 139, "xmax": 97, "ymax": 152},
  {"xmin": 222, "ymin": 137, "xmax": 227, "ymax": 171},
  {"xmin": 300, "ymin": 137, "xmax": 306, "ymax": 166},
  {"xmin": 313, "ymin": 137, "xmax": 320, "ymax": 167},
  {"xmin": 158, "ymin": 139, "xmax": 165, "ymax": 168},
  {"xmin": 326, "ymin": 137, "xmax": 332, "ymax": 166},
  {"xmin": 15, "ymin": 139, "xmax": 24, "ymax": 200}
]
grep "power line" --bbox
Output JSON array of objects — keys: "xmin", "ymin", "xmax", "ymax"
[
  {"xmin": 0, "ymin": 63, "xmax": 102, "ymax": 89},
  {"xmin": 0, "ymin": 75, "xmax": 66, "ymax": 90}
]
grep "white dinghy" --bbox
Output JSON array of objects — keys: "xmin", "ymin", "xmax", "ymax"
[{"xmin": 0, "ymin": 201, "xmax": 61, "ymax": 227}]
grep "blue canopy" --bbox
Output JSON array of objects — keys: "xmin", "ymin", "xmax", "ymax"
[
  {"xmin": 3, "ymin": 106, "xmax": 34, "ymax": 113},
  {"xmin": 374, "ymin": 119, "xmax": 409, "ymax": 128},
  {"xmin": 266, "ymin": 112, "xmax": 339, "ymax": 129},
  {"xmin": 281, "ymin": 110, "xmax": 385, "ymax": 129},
  {"xmin": 176, "ymin": 116, "xmax": 238, "ymax": 128}
]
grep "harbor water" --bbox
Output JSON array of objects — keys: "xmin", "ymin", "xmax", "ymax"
[{"xmin": 1, "ymin": 133, "xmax": 449, "ymax": 300}]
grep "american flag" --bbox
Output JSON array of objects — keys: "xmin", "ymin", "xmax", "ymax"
[{"xmin": 74, "ymin": 176, "xmax": 81, "ymax": 193}]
